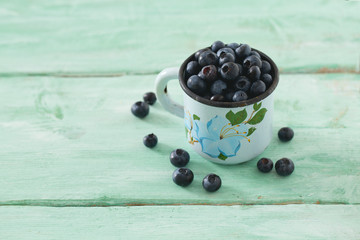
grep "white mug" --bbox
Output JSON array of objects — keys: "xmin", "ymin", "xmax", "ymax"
[{"xmin": 155, "ymin": 48, "xmax": 279, "ymax": 165}]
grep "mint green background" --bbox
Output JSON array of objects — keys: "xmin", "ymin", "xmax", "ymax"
[{"xmin": 0, "ymin": 0, "xmax": 359, "ymax": 239}]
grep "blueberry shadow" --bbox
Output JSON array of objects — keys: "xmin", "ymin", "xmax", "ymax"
[
  {"xmin": 152, "ymin": 142, "xmax": 176, "ymax": 155},
  {"xmin": 143, "ymin": 110, "xmax": 183, "ymax": 127}
]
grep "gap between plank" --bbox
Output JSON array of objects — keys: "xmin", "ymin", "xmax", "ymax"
[
  {"xmin": 0, "ymin": 68, "xmax": 358, "ymax": 78},
  {"xmin": 0, "ymin": 200, "xmax": 358, "ymax": 208}
]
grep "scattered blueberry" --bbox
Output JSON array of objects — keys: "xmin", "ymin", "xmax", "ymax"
[
  {"xmin": 216, "ymin": 47, "xmax": 235, "ymax": 58},
  {"xmin": 261, "ymin": 73, "xmax": 273, "ymax": 87},
  {"xmin": 211, "ymin": 41, "xmax": 225, "ymax": 52},
  {"xmin": 143, "ymin": 133, "xmax": 158, "ymax": 148},
  {"xmin": 247, "ymin": 66, "xmax": 261, "ymax": 80},
  {"xmin": 210, "ymin": 94, "xmax": 225, "ymax": 101},
  {"xmin": 243, "ymin": 55, "xmax": 262, "ymax": 69},
  {"xmin": 226, "ymin": 42, "xmax": 240, "ymax": 50},
  {"xmin": 275, "ymin": 158, "xmax": 295, "ymax": 176},
  {"xmin": 250, "ymin": 80, "xmax": 266, "ymax": 96},
  {"xmin": 232, "ymin": 90, "xmax": 248, "ymax": 102},
  {"xmin": 202, "ymin": 174, "xmax": 222, "ymax": 192},
  {"xmin": 198, "ymin": 51, "xmax": 218, "ymax": 67},
  {"xmin": 198, "ymin": 65, "xmax": 217, "ymax": 82},
  {"xmin": 131, "ymin": 101, "xmax": 149, "ymax": 118},
  {"xmin": 186, "ymin": 61, "xmax": 201, "ymax": 76},
  {"xmin": 234, "ymin": 76, "xmax": 251, "ymax": 92},
  {"xmin": 218, "ymin": 52, "xmax": 235, "ymax": 66},
  {"xmin": 257, "ymin": 158, "xmax": 273, "ymax": 173},
  {"xmin": 220, "ymin": 62, "xmax": 240, "ymax": 81},
  {"xmin": 261, "ymin": 60, "xmax": 271, "ymax": 74},
  {"xmin": 143, "ymin": 92, "xmax": 157, "ymax": 105},
  {"xmin": 250, "ymin": 50, "xmax": 261, "ymax": 58},
  {"xmin": 235, "ymin": 44, "xmax": 251, "ymax": 60},
  {"xmin": 210, "ymin": 80, "xmax": 227, "ymax": 95},
  {"xmin": 187, "ymin": 75, "xmax": 207, "ymax": 95},
  {"xmin": 170, "ymin": 149, "xmax": 190, "ymax": 167},
  {"xmin": 278, "ymin": 127, "xmax": 294, "ymax": 142},
  {"xmin": 172, "ymin": 168, "xmax": 194, "ymax": 187}
]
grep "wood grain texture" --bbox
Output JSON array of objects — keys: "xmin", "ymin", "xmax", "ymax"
[
  {"xmin": 0, "ymin": 0, "xmax": 359, "ymax": 74},
  {"xmin": 0, "ymin": 74, "xmax": 359, "ymax": 206},
  {"xmin": 0, "ymin": 205, "xmax": 359, "ymax": 239}
]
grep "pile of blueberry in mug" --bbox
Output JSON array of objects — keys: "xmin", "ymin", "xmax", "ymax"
[{"xmin": 185, "ymin": 41, "xmax": 273, "ymax": 102}]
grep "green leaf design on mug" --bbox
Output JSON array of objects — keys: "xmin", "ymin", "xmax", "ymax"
[
  {"xmin": 248, "ymin": 108, "xmax": 267, "ymax": 125},
  {"xmin": 218, "ymin": 153, "xmax": 228, "ymax": 161},
  {"xmin": 226, "ymin": 109, "xmax": 247, "ymax": 126},
  {"xmin": 247, "ymin": 127, "xmax": 256, "ymax": 136},
  {"xmin": 253, "ymin": 102, "xmax": 262, "ymax": 111},
  {"xmin": 193, "ymin": 114, "xmax": 200, "ymax": 121},
  {"xmin": 185, "ymin": 126, "xmax": 188, "ymax": 137}
]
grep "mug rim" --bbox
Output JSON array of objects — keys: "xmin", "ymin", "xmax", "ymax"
[{"xmin": 179, "ymin": 47, "xmax": 279, "ymax": 108}]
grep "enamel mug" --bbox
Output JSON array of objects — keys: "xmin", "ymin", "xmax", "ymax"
[{"xmin": 155, "ymin": 48, "xmax": 279, "ymax": 165}]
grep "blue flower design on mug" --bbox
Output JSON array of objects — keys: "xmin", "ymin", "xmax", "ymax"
[
  {"xmin": 194, "ymin": 116, "xmax": 249, "ymax": 159},
  {"xmin": 184, "ymin": 102, "xmax": 267, "ymax": 160}
]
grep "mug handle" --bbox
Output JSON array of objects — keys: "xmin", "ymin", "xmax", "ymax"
[{"xmin": 155, "ymin": 67, "xmax": 184, "ymax": 118}]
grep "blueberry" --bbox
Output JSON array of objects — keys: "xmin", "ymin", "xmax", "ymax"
[
  {"xmin": 217, "ymin": 66, "xmax": 222, "ymax": 77},
  {"xmin": 211, "ymin": 41, "xmax": 225, "ymax": 52},
  {"xmin": 143, "ymin": 133, "xmax": 158, "ymax": 148},
  {"xmin": 202, "ymin": 174, "xmax": 221, "ymax": 192},
  {"xmin": 235, "ymin": 44, "xmax": 251, "ymax": 60},
  {"xmin": 232, "ymin": 90, "xmax": 248, "ymax": 102},
  {"xmin": 226, "ymin": 42, "xmax": 240, "ymax": 50},
  {"xmin": 198, "ymin": 51, "xmax": 218, "ymax": 67},
  {"xmin": 186, "ymin": 61, "xmax": 201, "ymax": 76},
  {"xmin": 235, "ymin": 63, "xmax": 243, "ymax": 75},
  {"xmin": 278, "ymin": 127, "xmax": 294, "ymax": 142},
  {"xmin": 250, "ymin": 80, "xmax": 266, "ymax": 96},
  {"xmin": 195, "ymin": 49, "xmax": 208, "ymax": 61},
  {"xmin": 131, "ymin": 101, "xmax": 149, "ymax": 118},
  {"xmin": 218, "ymin": 52, "xmax": 235, "ymax": 66},
  {"xmin": 210, "ymin": 80, "xmax": 227, "ymax": 95},
  {"xmin": 143, "ymin": 92, "xmax": 157, "ymax": 105},
  {"xmin": 248, "ymin": 66, "xmax": 261, "ymax": 80},
  {"xmin": 216, "ymin": 47, "xmax": 235, "ymax": 58},
  {"xmin": 261, "ymin": 60, "xmax": 271, "ymax": 74},
  {"xmin": 257, "ymin": 158, "xmax": 273, "ymax": 173},
  {"xmin": 187, "ymin": 75, "xmax": 207, "ymax": 95},
  {"xmin": 202, "ymin": 94, "xmax": 211, "ymax": 100},
  {"xmin": 210, "ymin": 94, "xmax": 225, "ymax": 101},
  {"xmin": 250, "ymin": 50, "xmax": 261, "ymax": 58},
  {"xmin": 170, "ymin": 149, "xmax": 190, "ymax": 167},
  {"xmin": 225, "ymin": 91, "xmax": 235, "ymax": 102},
  {"xmin": 172, "ymin": 168, "xmax": 194, "ymax": 187},
  {"xmin": 234, "ymin": 76, "xmax": 251, "ymax": 92},
  {"xmin": 275, "ymin": 158, "xmax": 295, "ymax": 176},
  {"xmin": 220, "ymin": 62, "xmax": 240, "ymax": 81},
  {"xmin": 198, "ymin": 65, "xmax": 217, "ymax": 82},
  {"xmin": 261, "ymin": 73, "xmax": 273, "ymax": 87},
  {"xmin": 243, "ymin": 55, "xmax": 262, "ymax": 69}
]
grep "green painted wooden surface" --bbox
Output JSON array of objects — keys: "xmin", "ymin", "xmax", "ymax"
[
  {"xmin": 1, "ymin": 0, "xmax": 360, "ymax": 238},
  {"xmin": 0, "ymin": 74, "xmax": 359, "ymax": 206},
  {"xmin": 0, "ymin": 0, "xmax": 359, "ymax": 75},
  {"xmin": 1, "ymin": 205, "xmax": 360, "ymax": 239}
]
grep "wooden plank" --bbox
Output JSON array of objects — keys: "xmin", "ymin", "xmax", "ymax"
[
  {"xmin": 0, "ymin": 0, "xmax": 359, "ymax": 74},
  {"xmin": 0, "ymin": 74, "xmax": 359, "ymax": 205},
  {"xmin": 0, "ymin": 205, "xmax": 359, "ymax": 239}
]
